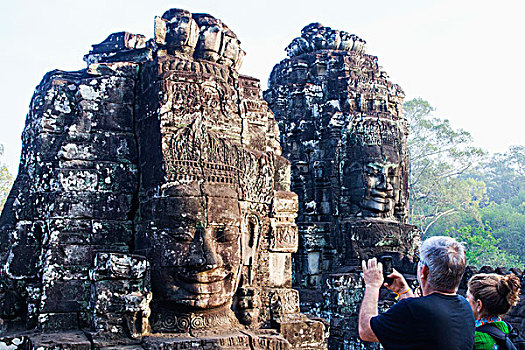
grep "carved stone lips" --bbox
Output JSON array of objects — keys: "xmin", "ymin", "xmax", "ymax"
[
  {"xmin": 177, "ymin": 268, "xmax": 229, "ymax": 284},
  {"xmin": 370, "ymin": 190, "xmax": 394, "ymax": 202}
]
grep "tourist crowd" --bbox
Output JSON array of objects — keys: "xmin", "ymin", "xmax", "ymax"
[{"xmin": 359, "ymin": 236, "xmax": 523, "ymax": 350}]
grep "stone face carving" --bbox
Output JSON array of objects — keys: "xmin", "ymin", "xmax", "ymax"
[
  {"xmin": 160, "ymin": 9, "xmax": 199, "ymax": 55},
  {"xmin": 0, "ymin": 9, "xmax": 324, "ymax": 350},
  {"xmin": 154, "ymin": 10, "xmax": 245, "ymax": 70},
  {"xmin": 136, "ymin": 121, "xmax": 263, "ymax": 331},
  {"xmin": 342, "ymin": 117, "xmax": 407, "ymax": 219},
  {"xmin": 285, "ymin": 23, "xmax": 366, "ymax": 58},
  {"xmin": 264, "ymin": 23, "xmax": 418, "ymax": 348}
]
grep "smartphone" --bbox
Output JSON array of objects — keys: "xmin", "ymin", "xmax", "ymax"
[{"xmin": 381, "ymin": 255, "xmax": 394, "ymax": 284}]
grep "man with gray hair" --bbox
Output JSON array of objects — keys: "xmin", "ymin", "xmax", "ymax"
[{"xmin": 358, "ymin": 236, "xmax": 475, "ymax": 349}]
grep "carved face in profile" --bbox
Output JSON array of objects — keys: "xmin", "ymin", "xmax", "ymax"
[{"xmin": 154, "ymin": 193, "xmax": 242, "ymax": 310}]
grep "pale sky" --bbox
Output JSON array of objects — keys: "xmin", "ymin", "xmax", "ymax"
[{"xmin": 1, "ymin": 0, "xmax": 524, "ymax": 174}]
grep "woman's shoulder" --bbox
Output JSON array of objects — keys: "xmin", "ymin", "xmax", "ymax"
[
  {"xmin": 474, "ymin": 321, "xmax": 510, "ymax": 349},
  {"xmin": 475, "ymin": 330, "xmax": 498, "ymax": 349},
  {"xmin": 491, "ymin": 321, "xmax": 510, "ymax": 333}
]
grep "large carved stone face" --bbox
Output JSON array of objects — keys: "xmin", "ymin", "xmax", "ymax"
[{"xmin": 155, "ymin": 194, "xmax": 242, "ymax": 310}]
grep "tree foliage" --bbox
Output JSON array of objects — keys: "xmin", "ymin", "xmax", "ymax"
[
  {"xmin": 405, "ymin": 98, "xmax": 525, "ymax": 267},
  {"xmin": 472, "ymin": 145, "xmax": 525, "ymax": 204},
  {"xmin": 444, "ymin": 225, "xmax": 524, "ymax": 269},
  {"xmin": 404, "ymin": 98, "xmax": 486, "ymax": 234},
  {"xmin": 0, "ymin": 145, "xmax": 13, "ymax": 212}
]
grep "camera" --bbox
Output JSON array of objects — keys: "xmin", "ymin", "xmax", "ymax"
[{"xmin": 380, "ymin": 255, "xmax": 394, "ymax": 284}]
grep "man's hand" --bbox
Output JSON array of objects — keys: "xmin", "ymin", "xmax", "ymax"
[
  {"xmin": 359, "ymin": 258, "xmax": 382, "ymax": 343},
  {"xmin": 362, "ymin": 258, "xmax": 384, "ymax": 289},
  {"xmin": 384, "ymin": 268, "xmax": 415, "ymax": 300}
]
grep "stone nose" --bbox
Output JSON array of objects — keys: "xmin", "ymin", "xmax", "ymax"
[
  {"xmin": 376, "ymin": 171, "xmax": 393, "ymax": 190},
  {"xmin": 188, "ymin": 228, "xmax": 222, "ymax": 270}
]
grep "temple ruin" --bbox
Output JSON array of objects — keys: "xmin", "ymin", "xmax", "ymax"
[
  {"xmin": 0, "ymin": 9, "xmax": 324, "ymax": 349},
  {"xmin": 263, "ymin": 22, "xmax": 524, "ymax": 348},
  {"xmin": 0, "ymin": 9, "xmax": 524, "ymax": 350},
  {"xmin": 263, "ymin": 23, "xmax": 421, "ymax": 348}
]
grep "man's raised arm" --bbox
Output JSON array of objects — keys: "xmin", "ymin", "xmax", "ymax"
[{"xmin": 358, "ymin": 258, "xmax": 382, "ymax": 342}]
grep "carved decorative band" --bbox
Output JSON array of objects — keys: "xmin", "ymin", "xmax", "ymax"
[{"xmin": 152, "ymin": 309, "xmax": 236, "ymax": 333}]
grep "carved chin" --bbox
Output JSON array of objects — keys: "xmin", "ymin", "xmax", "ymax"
[
  {"xmin": 361, "ymin": 198, "xmax": 394, "ymax": 213},
  {"xmin": 175, "ymin": 292, "xmax": 230, "ymax": 309}
]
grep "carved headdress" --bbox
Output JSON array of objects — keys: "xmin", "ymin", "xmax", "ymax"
[
  {"xmin": 346, "ymin": 117, "xmax": 407, "ymax": 161},
  {"xmin": 163, "ymin": 118, "xmax": 275, "ymax": 204}
]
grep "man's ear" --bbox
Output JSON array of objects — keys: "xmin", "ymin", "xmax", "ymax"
[{"xmin": 420, "ymin": 264, "xmax": 429, "ymax": 281}]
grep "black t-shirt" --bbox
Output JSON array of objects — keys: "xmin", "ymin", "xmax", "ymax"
[{"xmin": 370, "ymin": 293, "xmax": 475, "ymax": 350}]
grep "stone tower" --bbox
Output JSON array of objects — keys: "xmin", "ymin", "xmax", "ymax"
[
  {"xmin": 0, "ymin": 10, "xmax": 324, "ymax": 349},
  {"xmin": 264, "ymin": 23, "xmax": 421, "ymax": 348}
]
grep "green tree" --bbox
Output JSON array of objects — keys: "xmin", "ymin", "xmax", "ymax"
[
  {"xmin": 0, "ymin": 145, "xmax": 13, "ymax": 212},
  {"xmin": 444, "ymin": 225, "xmax": 524, "ymax": 269},
  {"xmin": 466, "ymin": 147, "xmax": 525, "ymax": 262},
  {"xmin": 474, "ymin": 145, "xmax": 525, "ymax": 204},
  {"xmin": 404, "ymin": 98, "xmax": 486, "ymax": 235},
  {"xmin": 479, "ymin": 191, "xmax": 525, "ymax": 260}
]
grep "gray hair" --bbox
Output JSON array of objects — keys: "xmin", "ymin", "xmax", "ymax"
[{"xmin": 420, "ymin": 236, "xmax": 466, "ymax": 291}]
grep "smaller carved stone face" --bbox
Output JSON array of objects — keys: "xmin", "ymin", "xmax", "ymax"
[
  {"xmin": 156, "ymin": 194, "xmax": 242, "ymax": 310},
  {"xmin": 361, "ymin": 161, "xmax": 400, "ymax": 213},
  {"xmin": 343, "ymin": 118, "xmax": 406, "ymax": 219},
  {"xmin": 196, "ymin": 26, "xmax": 222, "ymax": 62},
  {"xmin": 344, "ymin": 144, "xmax": 402, "ymax": 218},
  {"xmin": 163, "ymin": 10, "xmax": 199, "ymax": 54},
  {"xmin": 220, "ymin": 34, "xmax": 241, "ymax": 68}
]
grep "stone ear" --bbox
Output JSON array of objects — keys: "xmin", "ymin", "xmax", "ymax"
[{"xmin": 241, "ymin": 213, "xmax": 261, "ymax": 279}]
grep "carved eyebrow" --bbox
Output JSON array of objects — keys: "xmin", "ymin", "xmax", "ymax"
[
  {"xmin": 163, "ymin": 228, "xmax": 195, "ymax": 242},
  {"xmin": 366, "ymin": 162, "xmax": 398, "ymax": 170}
]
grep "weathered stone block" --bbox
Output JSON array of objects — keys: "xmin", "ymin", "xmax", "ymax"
[
  {"xmin": 57, "ymin": 132, "xmax": 137, "ymax": 164},
  {"xmin": 39, "ymin": 312, "xmax": 80, "ymax": 332},
  {"xmin": 279, "ymin": 319, "xmax": 325, "ymax": 349},
  {"xmin": 12, "ymin": 220, "xmax": 44, "ymax": 245},
  {"xmin": 269, "ymin": 289, "xmax": 301, "ymax": 319},
  {"xmin": 44, "ymin": 244, "xmax": 93, "ymax": 266},
  {"xmin": 40, "ymin": 280, "xmax": 91, "ymax": 313},
  {"xmin": 90, "ymin": 32, "xmax": 147, "ymax": 55},
  {"xmin": 268, "ymin": 253, "xmax": 292, "ymax": 287},
  {"xmin": 272, "ymin": 191, "xmax": 299, "ymax": 215},
  {"xmin": 91, "ymin": 252, "xmax": 149, "ymax": 281},
  {"xmin": 269, "ymin": 223, "xmax": 298, "ymax": 253},
  {"xmin": 96, "ymin": 163, "xmax": 138, "ymax": 193},
  {"xmin": 51, "ymin": 192, "xmax": 134, "ymax": 220},
  {"xmin": 87, "ymin": 62, "xmax": 141, "ymax": 79},
  {"xmin": 76, "ymin": 76, "xmax": 135, "ymax": 105},
  {"xmin": 46, "ymin": 218, "xmax": 92, "ymax": 245},
  {"xmin": 27, "ymin": 331, "xmax": 91, "ymax": 349},
  {"xmin": 91, "ymin": 220, "xmax": 134, "ymax": 246},
  {"xmin": 6, "ymin": 243, "xmax": 40, "ymax": 278}
]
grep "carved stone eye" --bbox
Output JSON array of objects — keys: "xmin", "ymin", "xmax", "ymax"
[
  {"xmin": 366, "ymin": 167, "xmax": 378, "ymax": 176},
  {"xmin": 168, "ymin": 227, "xmax": 194, "ymax": 242},
  {"xmin": 214, "ymin": 226, "xmax": 227, "ymax": 243},
  {"xmin": 214, "ymin": 226, "xmax": 238, "ymax": 243}
]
